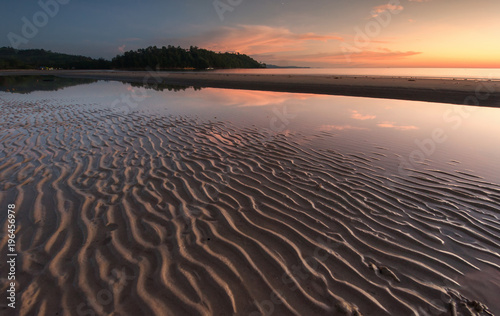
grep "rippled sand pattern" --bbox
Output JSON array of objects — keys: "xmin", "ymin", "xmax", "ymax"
[{"xmin": 1, "ymin": 97, "xmax": 499, "ymax": 316}]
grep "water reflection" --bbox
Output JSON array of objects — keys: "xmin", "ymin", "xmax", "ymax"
[
  {"xmin": 0, "ymin": 75, "xmax": 96, "ymax": 93},
  {"xmin": 0, "ymin": 78, "xmax": 499, "ymax": 182},
  {"xmin": 128, "ymin": 81, "xmax": 203, "ymax": 92}
]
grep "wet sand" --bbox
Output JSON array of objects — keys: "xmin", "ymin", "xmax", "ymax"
[
  {"xmin": 1, "ymin": 88, "xmax": 499, "ymax": 315},
  {"xmin": 2, "ymin": 69, "xmax": 500, "ymax": 107}
]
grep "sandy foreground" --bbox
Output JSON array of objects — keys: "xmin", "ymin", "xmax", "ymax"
[
  {"xmin": 2, "ymin": 69, "xmax": 500, "ymax": 107},
  {"xmin": 1, "ymin": 74, "xmax": 500, "ymax": 315}
]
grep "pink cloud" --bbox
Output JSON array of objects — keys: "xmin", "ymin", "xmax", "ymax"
[
  {"xmin": 351, "ymin": 110, "xmax": 376, "ymax": 120},
  {"xmin": 320, "ymin": 124, "xmax": 368, "ymax": 131},
  {"xmin": 118, "ymin": 45, "xmax": 126, "ymax": 53},
  {"xmin": 377, "ymin": 121, "xmax": 419, "ymax": 130},
  {"xmin": 186, "ymin": 25, "xmax": 343, "ymax": 55},
  {"xmin": 286, "ymin": 49, "xmax": 421, "ymax": 64},
  {"xmin": 371, "ymin": 4, "xmax": 404, "ymax": 17},
  {"xmin": 171, "ymin": 25, "xmax": 420, "ymax": 67}
]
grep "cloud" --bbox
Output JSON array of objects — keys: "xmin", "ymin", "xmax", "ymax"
[
  {"xmin": 351, "ymin": 110, "xmax": 376, "ymax": 120},
  {"xmin": 377, "ymin": 121, "xmax": 419, "ymax": 130},
  {"xmin": 284, "ymin": 49, "xmax": 421, "ymax": 64},
  {"xmin": 371, "ymin": 4, "xmax": 404, "ymax": 17},
  {"xmin": 320, "ymin": 124, "xmax": 368, "ymax": 131},
  {"xmin": 118, "ymin": 45, "xmax": 126, "ymax": 53},
  {"xmin": 185, "ymin": 25, "xmax": 343, "ymax": 55},
  {"xmin": 170, "ymin": 25, "xmax": 419, "ymax": 67}
]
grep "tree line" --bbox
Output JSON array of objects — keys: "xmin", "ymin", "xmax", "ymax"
[
  {"xmin": 112, "ymin": 45, "xmax": 265, "ymax": 69},
  {"xmin": 0, "ymin": 46, "xmax": 265, "ymax": 70},
  {"xmin": 0, "ymin": 47, "xmax": 110, "ymax": 70}
]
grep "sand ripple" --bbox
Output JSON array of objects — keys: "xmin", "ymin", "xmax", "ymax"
[{"xmin": 1, "ymin": 96, "xmax": 499, "ymax": 316}]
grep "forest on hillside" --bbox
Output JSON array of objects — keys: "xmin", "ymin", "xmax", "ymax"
[
  {"xmin": 0, "ymin": 46, "xmax": 265, "ymax": 70},
  {"xmin": 0, "ymin": 47, "xmax": 110, "ymax": 69},
  {"xmin": 111, "ymin": 46, "xmax": 265, "ymax": 69}
]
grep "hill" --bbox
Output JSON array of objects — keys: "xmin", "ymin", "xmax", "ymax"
[
  {"xmin": 0, "ymin": 46, "xmax": 266, "ymax": 70},
  {"xmin": 0, "ymin": 47, "xmax": 110, "ymax": 70},
  {"xmin": 112, "ymin": 46, "xmax": 265, "ymax": 70}
]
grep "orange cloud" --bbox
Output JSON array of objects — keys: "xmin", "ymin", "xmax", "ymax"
[
  {"xmin": 320, "ymin": 125, "xmax": 368, "ymax": 131},
  {"xmin": 377, "ymin": 121, "xmax": 418, "ymax": 130},
  {"xmin": 371, "ymin": 3, "xmax": 404, "ymax": 17},
  {"xmin": 188, "ymin": 25, "xmax": 343, "ymax": 55},
  {"xmin": 282, "ymin": 49, "xmax": 421, "ymax": 66},
  {"xmin": 169, "ymin": 24, "xmax": 431, "ymax": 67},
  {"xmin": 351, "ymin": 110, "xmax": 376, "ymax": 120}
]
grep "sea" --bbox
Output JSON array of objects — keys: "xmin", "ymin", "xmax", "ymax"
[{"xmin": 209, "ymin": 67, "xmax": 500, "ymax": 80}]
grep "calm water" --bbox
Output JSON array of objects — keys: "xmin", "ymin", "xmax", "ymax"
[
  {"xmin": 2, "ymin": 79, "xmax": 499, "ymax": 183},
  {"xmin": 210, "ymin": 68, "xmax": 500, "ymax": 80}
]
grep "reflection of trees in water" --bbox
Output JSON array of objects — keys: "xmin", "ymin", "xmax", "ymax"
[
  {"xmin": 0, "ymin": 75, "xmax": 203, "ymax": 94},
  {"xmin": 0, "ymin": 76, "xmax": 97, "ymax": 94},
  {"xmin": 128, "ymin": 81, "xmax": 203, "ymax": 92}
]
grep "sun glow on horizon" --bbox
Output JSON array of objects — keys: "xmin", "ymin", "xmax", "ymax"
[
  {"xmin": 190, "ymin": 1, "xmax": 500, "ymax": 68},
  {"xmin": 2, "ymin": 0, "xmax": 499, "ymax": 68}
]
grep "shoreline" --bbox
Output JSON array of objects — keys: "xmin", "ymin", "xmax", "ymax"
[{"xmin": 1, "ymin": 69, "xmax": 500, "ymax": 107}]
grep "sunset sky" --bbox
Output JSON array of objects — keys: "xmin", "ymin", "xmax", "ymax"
[{"xmin": 1, "ymin": 0, "xmax": 499, "ymax": 67}]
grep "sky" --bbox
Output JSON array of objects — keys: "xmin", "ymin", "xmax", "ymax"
[{"xmin": 1, "ymin": 0, "xmax": 499, "ymax": 68}]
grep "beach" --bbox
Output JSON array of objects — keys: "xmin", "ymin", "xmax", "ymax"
[
  {"xmin": 1, "ymin": 79, "xmax": 499, "ymax": 315},
  {"xmin": 2, "ymin": 69, "xmax": 500, "ymax": 107},
  {"xmin": 3, "ymin": 0, "xmax": 500, "ymax": 314}
]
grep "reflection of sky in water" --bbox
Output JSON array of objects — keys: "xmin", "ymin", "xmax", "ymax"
[{"xmin": 1, "ymin": 80, "xmax": 499, "ymax": 182}]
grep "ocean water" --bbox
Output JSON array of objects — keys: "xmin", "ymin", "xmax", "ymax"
[{"xmin": 210, "ymin": 67, "xmax": 500, "ymax": 80}]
